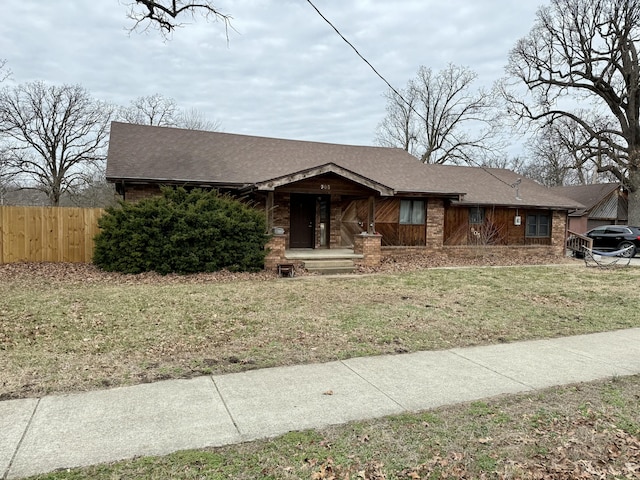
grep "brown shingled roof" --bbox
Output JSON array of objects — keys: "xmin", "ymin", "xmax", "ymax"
[
  {"xmin": 106, "ymin": 122, "xmax": 582, "ymax": 209},
  {"xmin": 551, "ymin": 183, "xmax": 621, "ymax": 212},
  {"xmin": 437, "ymin": 164, "xmax": 582, "ymax": 209}
]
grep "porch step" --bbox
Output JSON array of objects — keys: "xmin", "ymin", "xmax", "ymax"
[{"xmin": 303, "ymin": 259, "xmax": 356, "ymax": 274}]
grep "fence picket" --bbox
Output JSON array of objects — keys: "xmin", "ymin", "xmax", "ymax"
[{"xmin": 0, "ymin": 206, "xmax": 104, "ymax": 264}]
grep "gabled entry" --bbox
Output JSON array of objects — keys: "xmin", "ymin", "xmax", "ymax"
[{"xmin": 290, "ymin": 194, "xmax": 316, "ymax": 248}]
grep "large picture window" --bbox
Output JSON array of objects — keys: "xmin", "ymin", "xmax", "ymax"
[
  {"xmin": 526, "ymin": 214, "xmax": 550, "ymax": 237},
  {"xmin": 400, "ymin": 199, "xmax": 425, "ymax": 225}
]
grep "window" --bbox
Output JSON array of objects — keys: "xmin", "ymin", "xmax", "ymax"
[
  {"xmin": 469, "ymin": 207, "xmax": 485, "ymax": 224},
  {"xmin": 526, "ymin": 214, "xmax": 550, "ymax": 237},
  {"xmin": 605, "ymin": 226, "xmax": 630, "ymax": 235},
  {"xmin": 590, "ymin": 226, "xmax": 607, "ymax": 235},
  {"xmin": 400, "ymin": 199, "xmax": 425, "ymax": 224}
]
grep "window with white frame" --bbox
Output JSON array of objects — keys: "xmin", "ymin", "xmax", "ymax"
[{"xmin": 399, "ymin": 199, "xmax": 426, "ymax": 225}]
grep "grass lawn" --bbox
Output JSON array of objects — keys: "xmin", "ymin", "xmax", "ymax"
[
  {"xmin": 2, "ymin": 263, "xmax": 640, "ymax": 479},
  {"xmin": 2, "ymin": 264, "xmax": 640, "ymax": 400}
]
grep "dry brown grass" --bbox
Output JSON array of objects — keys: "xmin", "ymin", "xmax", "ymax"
[{"xmin": 2, "ymin": 260, "xmax": 640, "ymax": 400}]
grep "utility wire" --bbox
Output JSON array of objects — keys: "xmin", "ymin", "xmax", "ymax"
[
  {"xmin": 304, "ymin": 0, "xmax": 426, "ymax": 125},
  {"xmin": 304, "ymin": 0, "xmax": 519, "ymax": 192}
]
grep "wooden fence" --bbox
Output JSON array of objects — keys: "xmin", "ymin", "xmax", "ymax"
[{"xmin": 0, "ymin": 206, "xmax": 104, "ymax": 264}]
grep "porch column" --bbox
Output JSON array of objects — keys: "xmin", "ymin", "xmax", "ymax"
[
  {"xmin": 266, "ymin": 191, "xmax": 275, "ymax": 232},
  {"xmin": 551, "ymin": 211, "xmax": 567, "ymax": 256},
  {"xmin": 354, "ymin": 233, "xmax": 382, "ymax": 266},
  {"xmin": 367, "ymin": 195, "xmax": 376, "ymax": 234},
  {"xmin": 426, "ymin": 198, "xmax": 444, "ymax": 250},
  {"xmin": 264, "ymin": 234, "xmax": 286, "ymax": 270}
]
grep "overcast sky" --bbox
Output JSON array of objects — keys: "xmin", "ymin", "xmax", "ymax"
[{"xmin": 1, "ymin": 1, "xmax": 546, "ymax": 148}]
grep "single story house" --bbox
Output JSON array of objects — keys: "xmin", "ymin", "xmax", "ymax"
[
  {"xmin": 551, "ymin": 183, "xmax": 627, "ymax": 234},
  {"xmin": 106, "ymin": 122, "xmax": 582, "ymax": 269}
]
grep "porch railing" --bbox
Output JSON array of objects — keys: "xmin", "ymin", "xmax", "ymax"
[{"xmin": 566, "ymin": 230, "xmax": 593, "ymax": 255}]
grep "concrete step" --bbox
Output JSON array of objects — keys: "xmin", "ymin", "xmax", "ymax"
[{"xmin": 303, "ymin": 259, "xmax": 356, "ymax": 274}]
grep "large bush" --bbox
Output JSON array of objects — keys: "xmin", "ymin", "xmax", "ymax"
[{"xmin": 93, "ymin": 188, "xmax": 269, "ymax": 274}]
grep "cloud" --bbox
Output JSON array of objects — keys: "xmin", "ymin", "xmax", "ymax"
[{"xmin": 1, "ymin": 0, "xmax": 544, "ymax": 147}]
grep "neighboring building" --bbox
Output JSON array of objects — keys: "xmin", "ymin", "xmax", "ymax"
[
  {"xmin": 552, "ymin": 183, "xmax": 627, "ymax": 234},
  {"xmin": 106, "ymin": 122, "xmax": 582, "ymax": 268}
]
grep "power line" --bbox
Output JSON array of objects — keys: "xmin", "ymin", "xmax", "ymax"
[
  {"xmin": 304, "ymin": 0, "xmax": 519, "ymax": 193},
  {"xmin": 304, "ymin": 0, "xmax": 424, "ymax": 124}
]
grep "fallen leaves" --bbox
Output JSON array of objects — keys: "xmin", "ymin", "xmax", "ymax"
[
  {"xmin": 310, "ymin": 458, "xmax": 387, "ymax": 480},
  {"xmin": 302, "ymin": 406, "xmax": 640, "ymax": 480},
  {"xmin": 401, "ymin": 452, "xmax": 470, "ymax": 479}
]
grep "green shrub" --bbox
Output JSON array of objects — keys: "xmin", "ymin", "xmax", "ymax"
[{"xmin": 93, "ymin": 187, "xmax": 269, "ymax": 274}]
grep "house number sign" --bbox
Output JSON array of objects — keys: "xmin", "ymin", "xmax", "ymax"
[{"xmin": 320, "ymin": 184, "xmax": 331, "ymax": 190}]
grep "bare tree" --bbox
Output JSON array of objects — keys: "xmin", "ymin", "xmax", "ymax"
[
  {"xmin": 523, "ymin": 119, "xmax": 617, "ymax": 187},
  {"xmin": 503, "ymin": 0, "xmax": 640, "ymax": 223},
  {"xmin": 118, "ymin": 93, "xmax": 179, "ymax": 126},
  {"xmin": 376, "ymin": 64, "xmax": 505, "ymax": 165},
  {"xmin": 0, "ymin": 145, "xmax": 14, "ymax": 205},
  {"xmin": 178, "ymin": 107, "xmax": 221, "ymax": 131},
  {"xmin": 119, "ymin": 93, "xmax": 221, "ymax": 131},
  {"xmin": 0, "ymin": 60, "xmax": 12, "ymax": 203},
  {"xmin": 124, "ymin": 0, "xmax": 232, "ymax": 36},
  {"xmin": 0, "ymin": 82, "xmax": 113, "ymax": 206},
  {"xmin": 480, "ymin": 154, "xmax": 527, "ymax": 172},
  {"xmin": 375, "ymin": 86, "xmax": 420, "ymax": 156},
  {"xmin": 66, "ymin": 164, "xmax": 118, "ymax": 208},
  {"xmin": 0, "ymin": 59, "xmax": 9, "ymax": 83}
]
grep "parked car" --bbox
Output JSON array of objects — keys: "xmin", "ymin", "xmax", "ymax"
[{"xmin": 583, "ymin": 225, "xmax": 640, "ymax": 257}]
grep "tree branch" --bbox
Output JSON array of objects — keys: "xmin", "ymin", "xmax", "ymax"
[{"xmin": 126, "ymin": 0, "xmax": 232, "ymax": 38}]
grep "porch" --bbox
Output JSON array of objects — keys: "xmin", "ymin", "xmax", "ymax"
[{"xmin": 265, "ymin": 234, "xmax": 382, "ymax": 274}]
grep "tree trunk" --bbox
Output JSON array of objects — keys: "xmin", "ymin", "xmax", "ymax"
[
  {"xmin": 628, "ymin": 189, "xmax": 640, "ymax": 226},
  {"xmin": 627, "ymin": 169, "xmax": 640, "ymax": 226}
]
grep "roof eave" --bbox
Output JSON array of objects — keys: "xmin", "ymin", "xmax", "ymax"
[
  {"xmin": 254, "ymin": 163, "xmax": 396, "ymax": 196},
  {"xmin": 395, "ymin": 190, "xmax": 464, "ymax": 200},
  {"xmin": 106, "ymin": 176, "xmax": 254, "ymax": 191},
  {"xmin": 452, "ymin": 199, "xmax": 579, "ymax": 210}
]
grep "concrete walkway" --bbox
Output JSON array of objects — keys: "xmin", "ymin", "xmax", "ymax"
[{"xmin": 2, "ymin": 328, "xmax": 640, "ymax": 479}]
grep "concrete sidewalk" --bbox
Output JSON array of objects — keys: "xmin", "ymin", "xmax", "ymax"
[{"xmin": 3, "ymin": 328, "xmax": 640, "ymax": 479}]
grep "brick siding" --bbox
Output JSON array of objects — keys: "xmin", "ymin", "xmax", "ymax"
[
  {"xmin": 122, "ymin": 184, "xmax": 162, "ymax": 202},
  {"xmin": 264, "ymin": 235, "xmax": 287, "ymax": 270},
  {"xmin": 426, "ymin": 199, "xmax": 444, "ymax": 249},
  {"xmin": 354, "ymin": 234, "xmax": 382, "ymax": 267}
]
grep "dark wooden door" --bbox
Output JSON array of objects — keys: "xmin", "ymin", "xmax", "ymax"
[{"xmin": 290, "ymin": 194, "xmax": 316, "ymax": 248}]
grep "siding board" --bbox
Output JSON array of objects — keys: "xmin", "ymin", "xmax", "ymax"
[{"xmin": 445, "ymin": 205, "xmax": 554, "ymax": 246}]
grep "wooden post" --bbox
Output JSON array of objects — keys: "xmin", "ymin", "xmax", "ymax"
[
  {"xmin": 266, "ymin": 191, "xmax": 275, "ymax": 232},
  {"xmin": 368, "ymin": 196, "xmax": 375, "ymax": 234}
]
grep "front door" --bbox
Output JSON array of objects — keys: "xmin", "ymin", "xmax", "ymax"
[{"xmin": 290, "ymin": 194, "xmax": 316, "ymax": 248}]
